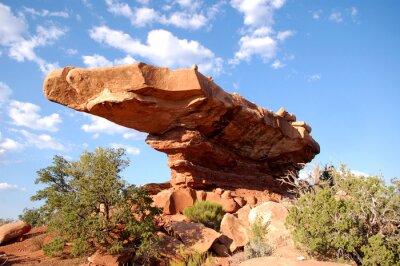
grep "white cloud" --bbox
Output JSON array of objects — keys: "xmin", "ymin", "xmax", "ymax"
[
  {"xmin": 8, "ymin": 100, "xmax": 62, "ymax": 132},
  {"xmin": 64, "ymin": 48, "xmax": 78, "ymax": 56},
  {"xmin": 311, "ymin": 9, "xmax": 322, "ymax": 20},
  {"xmin": 0, "ymin": 182, "xmax": 26, "ymax": 191},
  {"xmin": 0, "ymin": 3, "xmax": 26, "ymax": 45},
  {"xmin": 18, "ymin": 129, "xmax": 66, "ymax": 151},
  {"xmin": 89, "ymin": 26, "xmax": 222, "ymax": 74},
  {"xmin": 271, "ymin": 59, "xmax": 285, "ymax": 69},
  {"xmin": 0, "ymin": 132, "xmax": 24, "ymax": 158},
  {"xmin": 230, "ymin": 0, "xmax": 292, "ymax": 65},
  {"xmin": 0, "ymin": 81, "xmax": 12, "ymax": 106},
  {"xmin": 82, "ymin": 115, "xmax": 147, "ymax": 140},
  {"xmin": 329, "ymin": 11, "xmax": 343, "ymax": 23},
  {"xmin": 349, "ymin": 7, "xmax": 358, "ymax": 17},
  {"xmin": 231, "ymin": 0, "xmax": 285, "ymax": 28},
  {"xmin": 82, "ymin": 54, "xmax": 136, "ymax": 68},
  {"xmin": 231, "ymin": 30, "xmax": 277, "ymax": 63},
  {"xmin": 0, "ymin": 3, "xmax": 66, "ymax": 74},
  {"xmin": 110, "ymin": 143, "xmax": 140, "ymax": 155},
  {"xmin": 276, "ymin": 30, "xmax": 294, "ymax": 42},
  {"xmin": 105, "ymin": 0, "xmax": 223, "ymax": 30},
  {"xmin": 22, "ymin": 7, "xmax": 69, "ymax": 18},
  {"xmin": 307, "ymin": 74, "xmax": 321, "ymax": 82}
]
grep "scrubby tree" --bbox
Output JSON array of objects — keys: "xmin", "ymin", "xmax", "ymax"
[
  {"xmin": 31, "ymin": 147, "xmax": 160, "ymax": 263},
  {"xmin": 286, "ymin": 165, "xmax": 400, "ymax": 265},
  {"xmin": 183, "ymin": 201, "xmax": 225, "ymax": 230}
]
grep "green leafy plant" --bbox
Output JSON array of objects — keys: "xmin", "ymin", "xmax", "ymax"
[
  {"xmin": 244, "ymin": 215, "xmax": 274, "ymax": 259},
  {"xmin": 43, "ymin": 237, "xmax": 65, "ymax": 257},
  {"xmin": 183, "ymin": 201, "xmax": 224, "ymax": 230},
  {"xmin": 286, "ymin": 165, "xmax": 400, "ymax": 265},
  {"xmin": 19, "ymin": 208, "xmax": 44, "ymax": 227},
  {"xmin": 30, "ymin": 148, "xmax": 161, "ymax": 262}
]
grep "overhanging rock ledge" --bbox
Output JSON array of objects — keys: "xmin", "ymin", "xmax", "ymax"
[{"xmin": 43, "ymin": 62, "xmax": 320, "ymax": 193}]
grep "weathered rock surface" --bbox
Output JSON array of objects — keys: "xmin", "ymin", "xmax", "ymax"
[
  {"xmin": 219, "ymin": 213, "xmax": 250, "ymax": 253},
  {"xmin": 164, "ymin": 221, "xmax": 221, "ymax": 253},
  {"xmin": 43, "ymin": 63, "xmax": 320, "ymax": 192},
  {"xmin": 0, "ymin": 221, "xmax": 31, "ymax": 245},
  {"xmin": 249, "ymin": 201, "xmax": 290, "ymax": 247}
]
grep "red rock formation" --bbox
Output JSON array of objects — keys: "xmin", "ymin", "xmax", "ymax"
[{"xmin": 43, "ymin": 63, "xmax": 320, "ymax": 193}]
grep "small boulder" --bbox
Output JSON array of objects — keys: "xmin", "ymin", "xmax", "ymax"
[
  {"xmin": 219, "ymin": 213, "xmax": 250, "ymax": 253},
  {"xmin": 153, "ymin": 189, "xmax": 174, "ymax": 214},
  {"xmin": 0, "ymin": 221, "xmax": 31, "ymax": 245},
  {"xmin": 246, "ymin": 195, "xmax": 257, "ymax": 206},
  {"xmin": 164, "ymin": 221, "xmax": 221, "ymax": 253},
  {"xmin": 212, "ymin": 241, "xmax": 230, "ymax": 257},
  {"xmin": 172, "ymin": 187, "xmax": 196, "ymax": 213},
  {"xmin": 235, "ymin": 205, "xmax": 251, "ymax": 227},
  {"xmin": 233, "ymin": 197, "xmax": 246, "ymax": 207}
]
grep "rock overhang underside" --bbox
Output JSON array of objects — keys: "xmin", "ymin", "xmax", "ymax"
[{"xmin": 43, "ymin": 62, "xmax": 320, "ymax": 193}]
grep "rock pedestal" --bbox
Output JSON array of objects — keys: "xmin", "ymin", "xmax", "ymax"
[{"xmin": 43, "ymin": 63, "xmax": 320, "ymax": 193}]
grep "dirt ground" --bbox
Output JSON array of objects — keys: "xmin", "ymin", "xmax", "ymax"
[{"xmin": 0, "ymin": 226, "xmax": 86, "ymax": 266}]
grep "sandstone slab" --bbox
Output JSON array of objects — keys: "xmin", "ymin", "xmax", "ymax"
[
  {"xmin": 219, "ymin": 213, "xmax": 250, "ymax": 253},
  {"xmin": 0, "ymin": 221, "xmax": 31, "ymax": 245},
  {"xmin": 164, "ymin": 221, "xmax": 221, "ymax": 253},
  {"xmin": 43, "ymin": 63, "xmax": 320, "ymax": 192}
]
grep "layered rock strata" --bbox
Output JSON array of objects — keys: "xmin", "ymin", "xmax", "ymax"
[{"xmin": 43, "ymin": 63, "xmax": 319, "ymax": 192}]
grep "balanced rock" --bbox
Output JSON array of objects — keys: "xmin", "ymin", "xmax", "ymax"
[
  {"xmin": 43, "ymin": 63, "xmax": 320, "ymax": 192},
  {"xmin": 0, "ymin": 221, "xmax": 31, "ymax": 245}
]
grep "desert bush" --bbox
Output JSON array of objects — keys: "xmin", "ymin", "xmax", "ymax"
[
  {"xmin": 30, "ymin": 148, "xmax": 161, "ymax": 262},
  {"xmin": 43, "ymin": 237, "xmax": 65, "ymax": 257},
  {"xmin": 19, "ymin": 208, "xmax": 44, "ymax": 227},
  {"xmin": 244, "ymin": 215, "xmax": 274, "ymax": 259},
  {"xmin": 169, "ymin": 245, "xmax": 213, "ymax": 266},
  {"xmin": 286, "ymin": 165, "xmax": 400, "ymax": 265},
  {"xmin": 183, "ymin": 201, "xmax": 224, "ymax": 230}
]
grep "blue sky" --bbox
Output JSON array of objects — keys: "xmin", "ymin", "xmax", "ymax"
[{"xmin": 0, "ymin": 0, "xmax": 399, "ymax": 219}]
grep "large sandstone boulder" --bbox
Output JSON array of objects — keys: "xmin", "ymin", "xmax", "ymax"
[
  {"xmin": 164, "ymin": 221, "xmax": 221, "ymax": 253},
  {"xmin": 0, "ymin": 221, "xmax": 31, "ymax": 245},
  {"xmin": 43, "ymin": 63, "xmax": 319, "ymax": 193},
  {"xmin": 153, "ymin": 187, "xmax": 196, "ymax": 214},
  {"xmin": 248, "ymin": 201, "xmax": 290, "ymax": 247},
  {"xmin": 219, "ymin": 213, "xmax": 250, "ymax": 253}
]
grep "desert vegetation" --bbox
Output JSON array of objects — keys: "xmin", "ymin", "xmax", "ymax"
[
  {"xmin": 244, "ymin": 215, "xmax": 274, "ymax": 259},
  {"xmin": 286, "ymin": 165, "xmax": 400, "ymax": 265},
  {"xmin": 20, "ymin": 147, "xmax": 161, "ymax": 264},
  {"xmin": 183, "ymin": 201, "xmax": 225, "ymax": 230}
]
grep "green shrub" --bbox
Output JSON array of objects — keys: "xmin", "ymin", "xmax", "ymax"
[
  {"xmin": 19, "ymin": 208, "xmax": 44, "ymax": 227},
  {"xmin": 286, "ymin": 165, "xmax": 400, "ymax": 265},
  {"xmin": 183, "ymin": 201, "xmax": 224, "ymax": 230},
  {"xmin": 43, "ymin": 237, "xmax": 65, "ymax": 257},
  {"xmin": 70, "ymin": 238, "xmax": 90, "ymax": 257},
  {"xmin": 244, "ymin": 216, "xmax": 274, "ymax": 259},
  {"xmin": 30, "ymin": 148, "xmax": 161, "ymax": 261}
]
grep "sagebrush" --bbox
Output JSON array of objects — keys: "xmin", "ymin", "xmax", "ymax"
[{"xmin": 286, "ymin": 165, "xmax": 400, "ymax": 266}]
